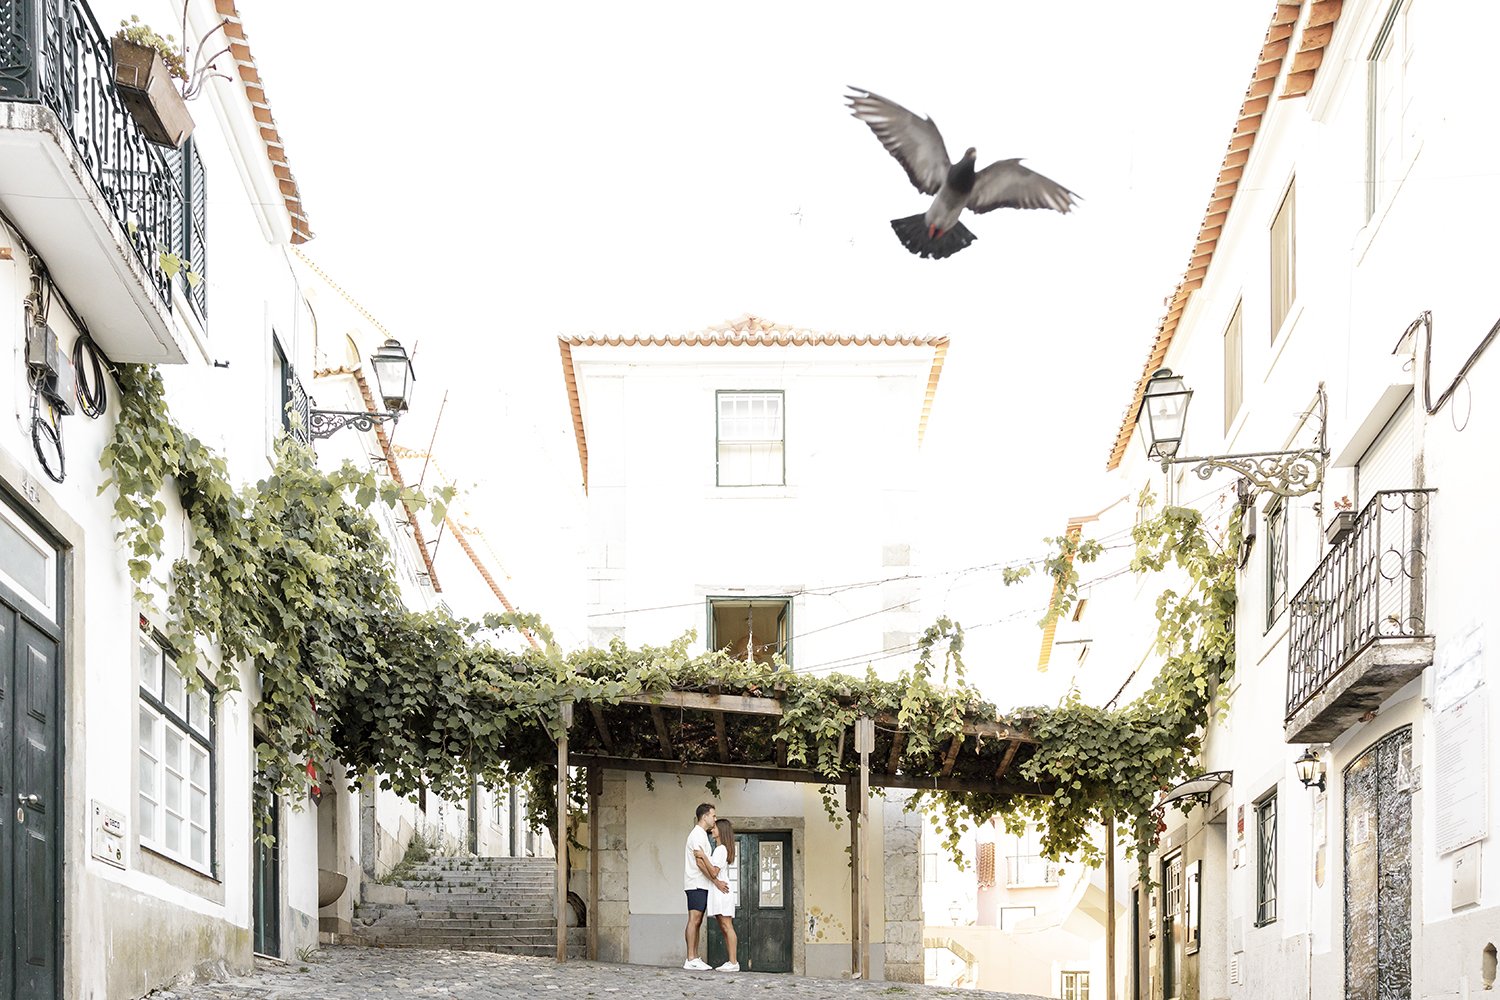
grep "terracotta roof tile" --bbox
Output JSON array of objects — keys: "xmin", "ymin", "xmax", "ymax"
[
  {"xmin": 213, "ymin": 0, "xmax": 313, "ymax": 243},
  {"xmin": 559, "ymin": 314, "xmax": 950, "ymax": 493},
  {"xmin": 1106, "ymin": 0, "xmax": 1345, "ymax": 470}
]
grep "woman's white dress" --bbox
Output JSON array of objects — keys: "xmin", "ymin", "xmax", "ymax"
[{"xmin": 706, "ymin": 844, "xmax": 735, "ymax": 918}]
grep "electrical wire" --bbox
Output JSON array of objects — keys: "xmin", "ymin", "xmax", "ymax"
[
  {"xmin": 72, "ymin": 333, "xmax": 109, "ymax": 418},
  {"xmin": 28, "ymin": 376, "xmax": 64, "ymax": 484}
]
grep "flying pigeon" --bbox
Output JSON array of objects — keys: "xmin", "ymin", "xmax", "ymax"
[{"xmin": 846, "ymin": 87, "xmax": 1079, "ymax": 259}]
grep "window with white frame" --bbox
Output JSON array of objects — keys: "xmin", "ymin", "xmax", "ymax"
[
  {"xmin": 1256, "ymin": 791, "xmax": 1278, "ymax": 925},
  {"xmin": 1367, "ymin": 0, "xmax": 1417, "ymax": 220},
  {"xmin": 1265, "ymin": 500, "xmax": 1288, "ymax": 629},
  {"xmin": 1000, "ymin": 905, "xmax": 1036, "ymax": 931},
  {"xmin": 1270, "ymin": 182, "xmax": 1296, "ymax": 341},
  {"xmin": 1224, "ymin": 300, "xmax": 1243, "ymax": 431},
  {"xmin": 139, "ymin": 632, "xmax": 215, "ymax": 874},
  {"xmin": 1062, "ymin": 970, "xmax": 1091, "ymax": 1000},
  {"xmin": 716, "ymin": 390, "xmax": 784, "ymax": 486}
]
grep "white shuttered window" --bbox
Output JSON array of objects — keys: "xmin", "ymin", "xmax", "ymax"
[{"xmin": 716, "ymin": 391, "xmax": 785, "ymax": 486}]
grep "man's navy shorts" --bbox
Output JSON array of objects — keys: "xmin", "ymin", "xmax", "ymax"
[{"xmin": 685, "ymin": 889, "xmax": 709, "ymax": 912}]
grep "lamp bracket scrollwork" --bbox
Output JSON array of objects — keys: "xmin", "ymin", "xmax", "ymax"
[
  {"xmin": 1164, "ymin": 383, "xmax": 1329, "ymax": 499},
  {"xmin": 308, "ymin": 409, "xmax": 399, "ymax": 440}
]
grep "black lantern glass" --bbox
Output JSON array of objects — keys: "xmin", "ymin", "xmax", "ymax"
[
  {"xmin": 368, "ymin": 338, "xmax": 415, "ymax": 414},
  {"xmin": 1294, "ymin": 748, "xmax": 1326, "ymax": 791},
  {"xmin": 1139, "ymin": 368, "xmax": 1193, "ymax": 462}
]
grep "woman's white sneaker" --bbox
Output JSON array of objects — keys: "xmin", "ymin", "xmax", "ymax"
[
  {"xmin": 683, "ymin": 958, "xmax": 712, "ymax": 971},
  {"xmin": 716, "ymin": 962, "xmax": 740, "ymax": 972}
]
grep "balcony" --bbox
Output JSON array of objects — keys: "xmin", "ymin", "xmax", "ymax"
[
  {"xmin": 1, "ymin": 0, "xmax": 207, "ymax": 363},
  {"xmin": 1005, "ymin": 854, "xmax": 1061, "ymax": 887},
  {"xmin": 1284, "ymin": 490, "xmax": 1434, "ymax": 743}
]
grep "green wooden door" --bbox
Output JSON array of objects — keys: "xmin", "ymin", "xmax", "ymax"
[
  {"xmin": 1, "ymin": 600, "xmax": 63, "ymax": 1000},
  {"xmin": 253, "ymin": 779, "xmax": 281, "ymax": 956},
  {"xmin": 708, "ymin": 831, "xmax": 793, "ymax": 973}
]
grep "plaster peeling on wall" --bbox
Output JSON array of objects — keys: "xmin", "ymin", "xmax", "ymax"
[{"xmin": 806, "ymin": 905, "xmax": 845, "ymax": 942}]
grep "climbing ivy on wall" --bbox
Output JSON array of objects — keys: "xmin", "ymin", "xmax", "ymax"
[{"xmin": 102, "ymin": 366, "xmax": 1236, "ymax": 873}]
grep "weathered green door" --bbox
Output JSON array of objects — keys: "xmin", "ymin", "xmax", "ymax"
[
  {"xmin": 0, "ymin": 583, "xmax": 63, "ymax": 999},
  {"xmin": 253, "ymin": 781, "xmax": 281, "ymax": 956},
  {"xmin": 1344, "ymin": 726, "xmax": 1413, "ymax": 1000},
  {"xmin": 708, "ymin": 831, "xmax": 793, "ymax": 972}
]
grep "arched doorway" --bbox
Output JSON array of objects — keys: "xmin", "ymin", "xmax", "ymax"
[{"xmin": 1344, "ymin": 726, "xmax": 1413, "ymax": 999}]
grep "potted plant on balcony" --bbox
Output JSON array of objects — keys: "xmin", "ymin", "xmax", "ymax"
[
  {"xmin": 112, "ymin": 7, "xmax": 230, "ymax": 148},
  {"xmin": 1324, "ymin": 495, "xmax": 1357, "ymax": 546}
]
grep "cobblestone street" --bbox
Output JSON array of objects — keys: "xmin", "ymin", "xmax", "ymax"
[{"xmin": 153, "ymin": 947, "xmax": 1048, "ymax": 1000}]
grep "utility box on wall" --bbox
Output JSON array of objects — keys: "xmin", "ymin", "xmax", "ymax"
[{"xmin": 91, "ymin": 800, "xmax": 126, "ymax": 869}]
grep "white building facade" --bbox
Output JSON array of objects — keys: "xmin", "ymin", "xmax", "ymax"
[
  {"xmin": 1097, "ymin": 1, "xmax": 1500, "ymax": 997},
  {"xmin": 0, "ymin": 0, "xmax": 327, "ymax": 995},
  {"xmin": 560, "ymin": 315, "xmax": 945, "ymax": 979}
]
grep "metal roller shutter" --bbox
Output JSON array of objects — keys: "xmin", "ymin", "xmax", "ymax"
[{"xmin": 1356, "ymin": 398, "xmax": 1415, "ymax": 501}]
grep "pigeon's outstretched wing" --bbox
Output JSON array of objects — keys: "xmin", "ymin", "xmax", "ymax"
[
  {"xmin": 968, "ymin": 158, "xmax": 1079, "ymax": 214},
  {"xmin": 846, "ymin": 87, "xmax": 950, "ymax": 195}
]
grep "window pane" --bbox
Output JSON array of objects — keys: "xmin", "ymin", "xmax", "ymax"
[
  {"xmin": 139, "ymin": 706, "xmax": 157, "ymax": 753},
  {"xmin": 1224, "ymin": 302, "xmax": 1243, "ymax": 431},
  {"xmin": 191, "ymin": 786, "xmax": 208, "ymax": 826},
  {"xmin": 140, "ymin": 637, "xmax": 161, "ymax": 696},
  {"xmin": 759, "ymin": 841, "xmax": 784, "ymax": 908},
  {"xmin": 189, "ymin": 687, "xmax": 211, "ymax": 735},
  {"xmin": 191, "ymin": 746, "xmax": 209, "ymax": 787},
  {"xmin": 138, "ymin": 794, "xmax": 156, "ymax": 839},
  {"xmin": 191, "ymin": 826, "xmax": 208, "ymax": 864},
  {"xmin": 165, "ymin": 813, "xmax": 183, "ymax": 852},
  {"xmin": 139, "ymin": 750, "xmax": 157, "ymax": 799},
  {"xmin": 163, "ymin": 662, "xmax": 186, "ymax": 716},
  {"xmin": 0, "ymin": 512, "xmax": 49, "ymax": 602}
]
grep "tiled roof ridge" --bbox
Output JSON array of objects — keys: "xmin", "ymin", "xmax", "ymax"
[
  {"xmin": 560, "ymin": 313, "xmax": 949, "ymax": 349},
  {"xmin": 214, "ymin": 0, "xmax": 313, "ymax": 243},
  {"xmin": 295, "ymin": 248, "xmax": 396, "ymax": 342},
  {"xmin": 1106, "ymin": 1, "xmax": 1327, "ymax": 470},
  {"xmin": 558, "ymin": 315, "xmax": 949, "ymax": 493}
]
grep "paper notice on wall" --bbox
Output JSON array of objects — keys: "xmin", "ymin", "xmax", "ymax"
[
  {"xmin": 1435, "ymin": 692, "xmax": 1489, "ymax": 855},
  {"xmin": 1435, "ymin": 622, "xmax": 1484, "ymax": 712}
]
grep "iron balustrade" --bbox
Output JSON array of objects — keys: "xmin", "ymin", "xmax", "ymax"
[
  {"xmin": 1005, "ymin": 854, "xmax": 1061, "ymax": 886},
  {"xmin": 1285, "ymin": 489, "xmax": 1433, "ymax": 720},
  {"xmin": 0, "ymin": 0, "xmax": 206, "ymax": 315}
]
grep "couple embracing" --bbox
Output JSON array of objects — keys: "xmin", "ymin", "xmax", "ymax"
[{"xmin": 683, "ymin": 802, "xmax": 739, "ymax": 972}]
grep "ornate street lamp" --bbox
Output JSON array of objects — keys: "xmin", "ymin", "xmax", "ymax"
[
  {"xmin": 309, "ymin": 337, "xmax": 417, "ymax": 440},
  {"xmin": 1136, "ymin": 368, "xmax": 1328, "ymax": 498},
  {"xmin": 1294, "ymin": 747, "xmax": 1326, "ymax": 792}
]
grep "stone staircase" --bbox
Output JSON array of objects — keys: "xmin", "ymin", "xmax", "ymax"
[{"xmin": 353, "ymin": 857, "xmax": 585, "ymax": 957}]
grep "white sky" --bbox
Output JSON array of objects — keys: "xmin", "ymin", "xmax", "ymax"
[{"xmin": 240, "ymin": 1, "xmax": 1275, "ymax": 702}]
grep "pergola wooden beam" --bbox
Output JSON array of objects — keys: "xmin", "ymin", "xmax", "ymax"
[
  {"xmin": 569, "ymin": 754, "xmax": 1051, "ymax": 797},
  {"xmin": 649, "ymin": 706, "xmax": 673, "ymax": 757},
  {"xmin": 714, "ymin": 711, "xmax": 729, "ymax": 762},
  {"xmin": 588, "ymin": 703, "xmax": 616, "ymax": 754},
  {"xmin": 886, "ymin": 730, "xmax": 907, "ymax": 774},
  {"xmin": 994, "ymin": 740, "xmax": 1021, "ymax": 781},
  {"xmin": 939, "ymin": 735, "xmax": 963, "ymax": 778},
  {"xmin": 616, "ymin": 691, "xmax": 784, "ymax": 716}
]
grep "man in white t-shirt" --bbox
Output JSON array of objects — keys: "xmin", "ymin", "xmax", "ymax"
[{"xmin": 683, "ymin": 802, "xmax": 729, "ymax": 970}]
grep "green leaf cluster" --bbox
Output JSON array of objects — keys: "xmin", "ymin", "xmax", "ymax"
[{"xmin": 102, "ymin": 369, "xmax": 1235, "ymax": 875}]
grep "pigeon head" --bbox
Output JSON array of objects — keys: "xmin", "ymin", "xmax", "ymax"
[{"xmin": 962, "ymin": 147, "xmax": 977, "ymax": 161}]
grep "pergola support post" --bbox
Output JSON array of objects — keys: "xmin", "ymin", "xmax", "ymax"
[
  {"xmin": 556, "ymin": 701, "xmax": 573, "ymax": 963},
  {"xmin": 588, "ymin": 766, "xmax": 602, "ymax": 961},
  {"xmin": 847, "ymin": 779, "xmax": 861, "ymax": 978},
  {"xmin": 854, "ymin": 717, "xmax": 873, "ymax": 978}
]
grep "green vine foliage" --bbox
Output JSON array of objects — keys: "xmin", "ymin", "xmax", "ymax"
[
  {"xmin": 925, "ymin": 489, "xmax": 1240, "ymax": 877},
  {"xmin": 103, "ymin": 370, "xmax": 1235, "ymax": 875}
]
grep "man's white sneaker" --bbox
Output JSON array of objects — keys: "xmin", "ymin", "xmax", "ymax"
[
  {"xmin": 716, "ymin": 962, "xmax": 740, "ymax": 972},
  {"xmin": 683, "ymin": 958, "xmax": 712, "ymax": 971}
]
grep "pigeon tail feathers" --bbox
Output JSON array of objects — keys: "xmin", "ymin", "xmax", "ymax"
[{"xmin": 890, "ymin": 214, "xmax": 976, "ymax": 259}]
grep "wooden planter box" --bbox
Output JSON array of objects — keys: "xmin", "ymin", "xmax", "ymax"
[{"xmin": 112, "ymin": 37, "xmax": 194, "ymax": 148}]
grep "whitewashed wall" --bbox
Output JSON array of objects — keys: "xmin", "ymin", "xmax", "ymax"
[{"xmin": 1102, "ymin": 2, "xmax": 1500, "ymax": 997}]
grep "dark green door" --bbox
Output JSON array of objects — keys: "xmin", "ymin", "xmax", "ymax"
[
  {"xmin": 708, "ymin": 831, "xmax": 793, "ymax": 973},
  {"xmin": 0, "ymin": 591, "xmax": 63, "ymax": 1000},
  {"xmin": 253, "ymin": 784, "xmax": 281, "ymax": 956}
]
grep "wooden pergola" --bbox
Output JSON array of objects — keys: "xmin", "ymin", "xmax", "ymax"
[{"xmin": 549, "ymin": 689, "xmax": 1054, "ymax": 973}]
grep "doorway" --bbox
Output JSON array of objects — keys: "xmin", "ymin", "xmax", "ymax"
[
  {"xmin": 252, "ymin": 776, "xmax": 281, "ymax": 957},
  {"xmin": 1344, "ymin": 726, "xmax": 1413, "ymax": 1000},
  {"xmin": 708, "ymin": 831, "xmax": 793, "ymax": 972},
  {"xmin": 0, "ymin": 497, "xmax": 63, "ymax": 1000}
]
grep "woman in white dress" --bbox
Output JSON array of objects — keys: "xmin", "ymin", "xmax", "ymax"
[{"xmin": 707, "ymin": 818, "xmax": 739, "ymax": 972}]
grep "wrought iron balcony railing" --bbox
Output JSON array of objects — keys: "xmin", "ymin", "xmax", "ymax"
[
  {"xmin": 1005, "ymin": 854, "xmax": 1061, "ymax": 887},
  {"xmin": 1285, "ymin": 490, "xmax": 1433, "ymax": 720},
  {"xmin": 1, "ymin": 0, "xmax": 206, "ymax": 315}
]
